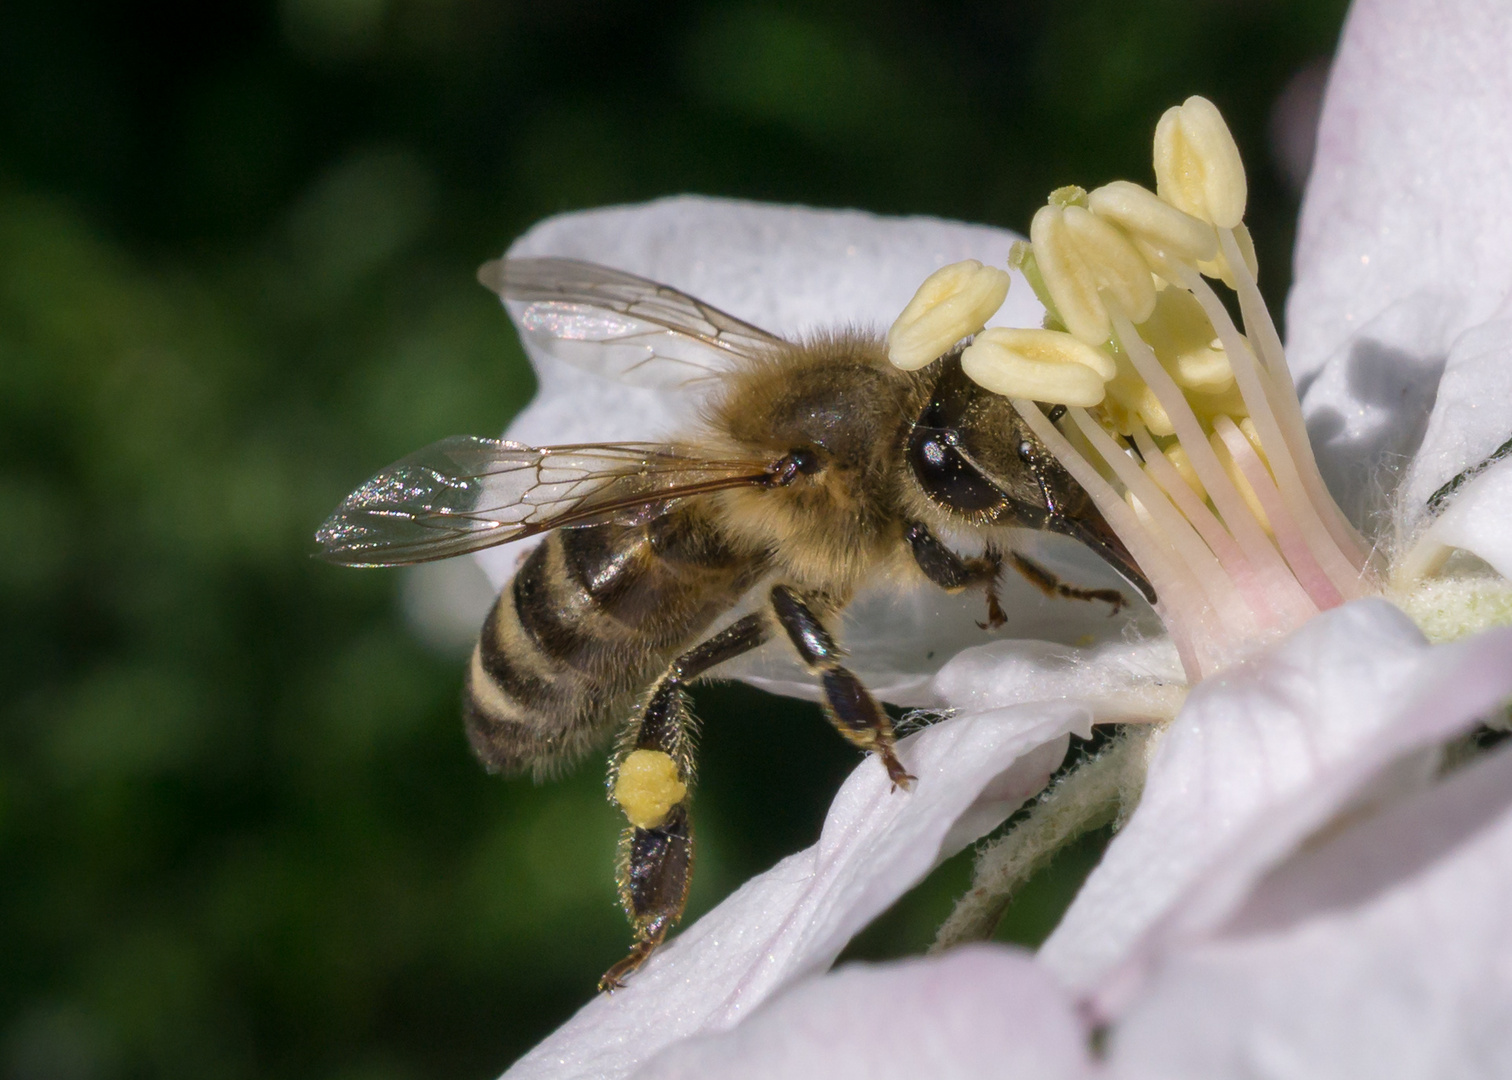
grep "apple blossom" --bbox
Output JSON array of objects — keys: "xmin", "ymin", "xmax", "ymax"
[{"xmin": 475, "ymin": 0, "xmax": 1512, "ymax": 1075}]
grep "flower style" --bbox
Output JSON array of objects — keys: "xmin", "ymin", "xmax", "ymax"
[{"xmin": 482, "ymin": 0, "xmax": 1512, "ymax": 1075}]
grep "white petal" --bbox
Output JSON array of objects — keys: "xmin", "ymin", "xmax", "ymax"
[
  {"xmin": 1399, "ymin": 320, "xmax": 1512, "ymax": 532},
  {"xmin": 504, "ymin": 195, "xmax": 1039, "ymax": 345},
  {"xmin": 927, "ymin": 633, "xmax": 1185, "ymax": 723},
  {"xmin": 1286, "ymin": 0, "xmax": 1512, "ymax": 514},
  {"xmin": 1089, "ymin": 622, "xmax": 1512, "ymax": 1017},
  {"xmin": 1408, "ymin": 455, "xmax": 1512, "ymax": 580},
  {"xmin": 1038, "ymin": 600, "xmax": 1434, "ymax": 995},
  {"xmin": 502, "ymin": 704, "xmax": 1085, "ymax": 1080},
  {"xmin": 630, "ymin": 945, "xmax": 1093, "ymax": 1080},
  {"xmin": 1108, "ymin": 739, "xmax": 1512, "ymax": 1080}
]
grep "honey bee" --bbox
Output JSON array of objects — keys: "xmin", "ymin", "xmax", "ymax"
[{"xmin": 316, "ymin": 257, "xmax": 1152, "ymax": 991}]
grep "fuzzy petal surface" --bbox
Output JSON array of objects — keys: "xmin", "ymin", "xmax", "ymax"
[{"xmin": 927, "ymin": 634, "xmax": 1185, "ymax": 723}]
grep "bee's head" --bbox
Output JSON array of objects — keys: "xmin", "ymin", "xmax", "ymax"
[{"xmin": 906, "ymin": 355, "xmax": 1155, "ymax": 604}]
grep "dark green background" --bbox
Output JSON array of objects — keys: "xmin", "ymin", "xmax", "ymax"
[{"xmin": 1, "ymin": 2, "xmax": 1347, "ymax": 1077}]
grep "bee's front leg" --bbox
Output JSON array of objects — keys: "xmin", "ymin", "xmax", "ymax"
[
  {"xmin": 601, "ymin": 613, "xmax": 770, "ymax": 993},
  {"xmin": 769, "ymin": 585, "xmax": 915, "ymax": 790},
  {"xmin": 1006, "ymin": 551, "xmax": 1125, "ymax": 615},
  {"xmin": 903, "ymin": 521, "xmax": 1008, "ymax": 629}
]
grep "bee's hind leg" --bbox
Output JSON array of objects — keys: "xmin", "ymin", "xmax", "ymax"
[
  {"xmin": 769, "ymin": 585, "xmax": 915, "ymax": 791},
  {"xmin": 601, "ymin": 612, "xmax": 771, "ymax": 993},
  {"xmin": 903, "ymin": 521, "xmax": 1008, "ymax": 629}
]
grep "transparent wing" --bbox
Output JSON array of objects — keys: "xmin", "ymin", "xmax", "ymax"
[
  {"xmin": 316, "ymin": 436, "xmax": 776, "ymax": 566},
  {"xmin": 478, "ymin": 256, "xmax": 787, "ymax": 388}
]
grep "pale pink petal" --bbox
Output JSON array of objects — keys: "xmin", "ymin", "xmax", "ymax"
[
  {"xmin": 1409, "ymin": 456, "xmax": 1512, "ymax": 581},
  {"xmin": 1286, "ymin": 0, "xmax": 1512, "ymax": 518},
  {"xmin": 1038, "ymin": 600, "xmax": 1436, "ymax": 993},
  {"xmin": 1090, "ymin": 622, "xmax": 1512, "ymax": 1016},
  {"xmin": 1108, "ymin": 738, "xmax": 1512, "ymax": 1080},
  {"xmin": 1400, "ymin": 318, "xmax": 1512, "ymax": 526},
  {"xmin": 630, "ymin": 945, "xmax": 1093, "ymax": 1080},
  {"xmin": 502, "ymin": 704, "xmax": 1086, "ymax": 1080}
]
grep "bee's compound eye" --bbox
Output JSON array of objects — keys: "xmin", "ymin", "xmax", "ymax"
[{"xmin": 789, "ymin": 447, "xmax": 822, "ymax": 475}]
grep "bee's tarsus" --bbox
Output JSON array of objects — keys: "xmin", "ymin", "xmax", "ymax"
[
  {"xmin": 1009, "ymin": 551, "xmax": 1127, "ymax": 613},
  {"xmin": 883, "ymin": 751, "xmax": 917, "ymax": 792},
  {"xmin": 598, "ymin": 925, "xmax": 667, "ymax": 994}
]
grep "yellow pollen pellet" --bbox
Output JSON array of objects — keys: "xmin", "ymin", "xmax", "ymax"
[{"xmin": 613, "ymin": 749, "xmax": 687, "ymax": 830}]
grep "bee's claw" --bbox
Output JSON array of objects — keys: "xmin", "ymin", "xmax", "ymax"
[
  {"xmin": 598, "ymin": 936, "xmax": 660, "ymax": 994},
  {"xmin": 882, "ymin": 749, "xmax": 916, "ymax": 792}
]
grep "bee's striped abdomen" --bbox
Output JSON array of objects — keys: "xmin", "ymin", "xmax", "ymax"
[{"xmin": 464, "ymin": 506, "xmax": 762, "ymax": 777}]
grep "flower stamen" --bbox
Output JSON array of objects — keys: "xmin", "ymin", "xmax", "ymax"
[{"xmin": 889, "ymin": 96, "xmax": 1381, "ymax": 680}]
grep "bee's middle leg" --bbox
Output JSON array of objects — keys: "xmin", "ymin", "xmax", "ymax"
[
  {"xmin": 769, "ymin": 585, "xmax": 915, "ymax": 790},
  {"xmin": 601, "ymin": 612, "xmax": 771, "ymax": 992},
  {"xmin": 903, "ymin": 521, "xmax": 1008, "ymax": 629}
]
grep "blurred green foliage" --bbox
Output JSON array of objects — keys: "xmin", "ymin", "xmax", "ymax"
[{"xmin": 1, "ymin": 1, "xmax": 1346, "ymax": 1077}]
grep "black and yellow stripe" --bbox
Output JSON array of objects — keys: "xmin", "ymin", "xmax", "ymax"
[{"xmin": 463, "ymin": 504, "xmax": 765, "ymax": 778}]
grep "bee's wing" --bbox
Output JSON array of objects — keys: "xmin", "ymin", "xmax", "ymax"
[
  {"xmin": 316, "ymin": 436, "xmax": 776, "ymax": 567},
  {"xmin": 479, "ymin": 257, "xmax": 788, "ymax": 389}
]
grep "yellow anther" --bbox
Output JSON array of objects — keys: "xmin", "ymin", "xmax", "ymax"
[
  {"xmin": 1048, "ymin": 184, "xmax": 1089, "ymax": 209},
  {"xmin": 1138, "ymin": 389, "xmax": 1175, "ymax": 437},
  {"xmin": 1030, "ymin": 204, "xmax": 1156, "ymax": 347},
  {"xmin": 613, "ymin": 749, "xmax": 687, "ymax": 830},
  {"xmin": 1197, "ymin": 222, "xmax": 1259, "ymax": 288},
  {"xmin": 961, "ymin": 327, "xmax": 1116, "ymax": 407},
  {"xmin": 1153, "ymin": 95, "xmax": 1248, "ymax": 229},
  {"xmin": 886, "ymin": 259, "xmax": 1011, "ymax": 371},
  {"xmin": 1088, "ymin": 180, "xmax": 1217, "ymax": 263},
  {"xmin": 1140, "ymin": 287, "xmax": 1234, "ymax": 393}
]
